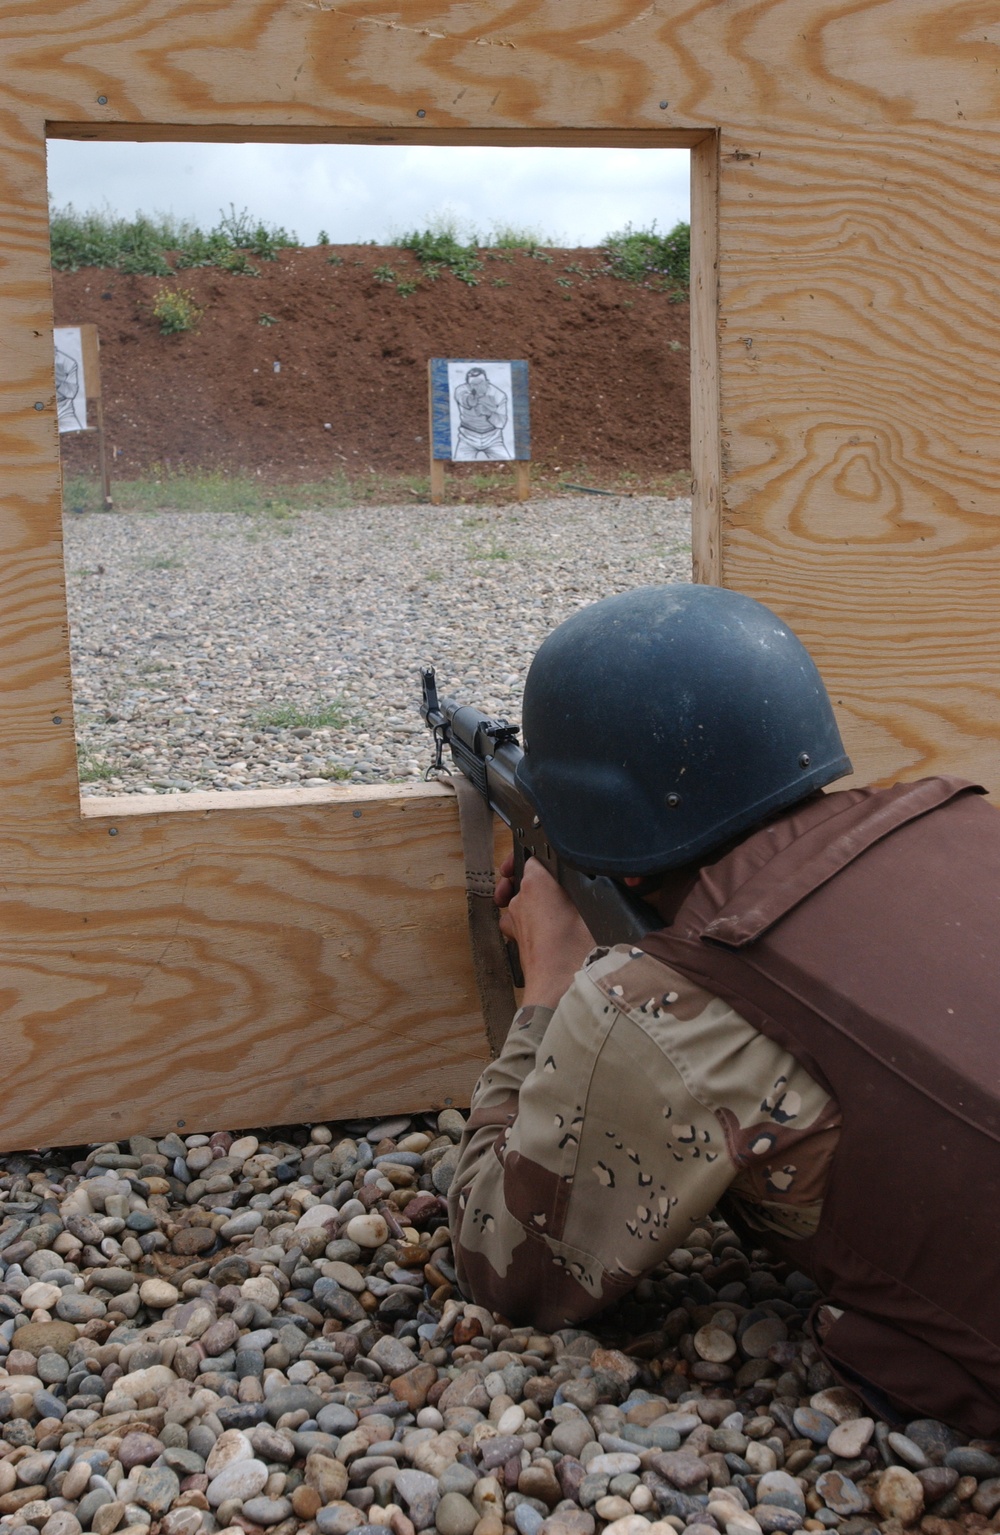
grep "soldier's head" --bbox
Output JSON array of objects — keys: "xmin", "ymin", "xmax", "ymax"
[
  {"xmin": 465, "ymin": 368, "xmax": 488, "ymax": 390},
  {"xmin": 514, "ymin": 584, "xmax": 851, "ymax": 877}
]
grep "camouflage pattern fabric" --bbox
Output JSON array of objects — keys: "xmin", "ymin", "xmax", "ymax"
[{"xmin": 448, "ymin": 943, "xmax": 841, "ymax": 1329}]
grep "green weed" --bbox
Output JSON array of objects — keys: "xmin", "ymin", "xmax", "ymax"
[
  {"xmin": 317, "ymin": 230, "xmax": 331, "ymax": 246},
  {"xmin": 50, "ymin": 206, "xmax": 178, "ymax": 275},
  {"xmin": 470, "ymin": 538, "xmax": 512, "ymax": 561},
  {"xmin": 399, "ymin": 223, "xmax": 481, "ymax": 286},
  {"xmin": 77, "ymin": 744, "xmax": 117, "ymax": 783},
  {"xmin": 255, "ymin": 702, "xmax": 347, "ymax": 730},
  {"xmin": 151, "ymin": 287, "xmax": 202, "ymax": 335},
  {"xmin": 51, "ymin": 203, "xmax": 296, "ymax": 276},
  {"xmin": 215, "ymin": 205, "xmax": 296, "ymax": 259},
  {"xmin": 258, "ymin": 313, "xmax": 278, "ymax": 326},
  {"xmin": 327, "ymin": 253, "xmax": 344, "ymax": 266},
  {"xmin": 485, "ymin": 222, "xmax": 557, "ymax": 251},
  {"xmin": 373, "ymin": 264, "xmax": 397, "ymax": 284},
  {"xmin": 217, "ymin": 251, "xmax": 259, "ymax": 277},
  {"xmin": 603, "ymin": 220, "xmax": 690, "ymax": 287},
  {"xmin": 141, "ymin": 554, "xmax": 184, "ymax": 570}
]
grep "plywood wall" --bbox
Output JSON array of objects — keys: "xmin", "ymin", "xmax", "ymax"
[{"xmin": 0, "ymin": 0, "xmax": 997, "ymax": 1148}]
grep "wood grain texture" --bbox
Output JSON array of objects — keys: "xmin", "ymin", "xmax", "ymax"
[
  {"xmin": 690, "ymin": 133, "xmax": 721, "ymax": 584},
  {"xmin": 713, "ymin": 123, "xmax": 1000, "ymax": 790},
  {"xmin": 0, "ymin": 0, "xmax": 998, "ymax": 1146},
  {"xmin": 79, "ymin": 323, "xmax": 100, "ymax": 400},
  {"xmin": 0, "ymin": 785, "xmax": 490, "ymax": 1149}
]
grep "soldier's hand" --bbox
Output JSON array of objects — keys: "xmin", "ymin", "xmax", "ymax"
[
  {"xmin": 496, "ymin": 855, "xmax": 595, "ymax": 1009},
  {"xmin": 494, "ymin": 849, "xmax": 517, "ymax": 910}
]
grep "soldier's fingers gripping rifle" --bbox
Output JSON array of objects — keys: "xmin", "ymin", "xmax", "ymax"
[{"xmin": 420, "ymin": 666, "xmax": 662, "ymax": 1050}]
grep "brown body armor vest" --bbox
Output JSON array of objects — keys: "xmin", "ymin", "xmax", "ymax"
[{"xmin": 641, "ymin": 776, "xmax": 1000, "ymax": 1436}]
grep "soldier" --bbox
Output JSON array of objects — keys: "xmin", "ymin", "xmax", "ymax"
[{"xmin": 447, "ymin": 584, "xmax": 1000, "ymax": 1435}]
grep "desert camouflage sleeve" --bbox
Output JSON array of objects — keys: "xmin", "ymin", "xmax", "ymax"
[{"xmin": 447, "ymin": 944, "xmax": 840, "ymax": 1330}]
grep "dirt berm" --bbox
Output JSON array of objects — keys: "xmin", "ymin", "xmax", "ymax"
[{"xmin": 54, "ymin": 244, "xmax": 690, "ymax": 484}]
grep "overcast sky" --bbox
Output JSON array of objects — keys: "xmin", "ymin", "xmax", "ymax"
[{"xmin": 46, "ymin": 141, "xmax": 690, "ymax": 247}]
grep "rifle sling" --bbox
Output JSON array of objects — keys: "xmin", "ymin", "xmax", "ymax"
[{"xmin": 452, "ymin": 774, "xmax": 517, "ymax": 1057}]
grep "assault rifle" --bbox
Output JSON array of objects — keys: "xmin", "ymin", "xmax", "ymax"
[{"xmin": 419, "ymin": 666, "xmax": 662, "ymax": 954}]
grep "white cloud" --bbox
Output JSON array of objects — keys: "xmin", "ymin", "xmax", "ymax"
[{"xmin": 45, "ymin": 140, "xmax": 689, "ymax": 247}]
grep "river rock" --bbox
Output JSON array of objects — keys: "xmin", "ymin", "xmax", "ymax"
[
  {"xmin": 904, "ymin": 1420, "xmax": 965, "ymax": 1465},
  {"xmin": 435, "ymin": 1492, "xmax": 480, "ymax": 1535},
  {"xmin": 888, "ymin": 1432, "xmax": 930, "ymax": 1470},
  {"xmin": 345, "ymin": 1213, "xmax": 389, "ymax": 1248},
  {"xmin": 752, "ymin": 1506, "xmax": 802, "ymax": 1534},
  {"xmin": 873, "ymin": 1466, "xmax": 924, "ymax": 1524},
  {"xmin": 205, "ymin": 1430, "xmax": 255, "ymax": 1477},
  {"xmin": 693, "ymin": 1326, "xmax": 737, "ymax": 1363},
  {"xmin": 971, "ymin": 1478, "xmax": 1000, "ymax": 1517},
  {"xmin": 396, "ymin": 1469, "xmax": 441, "ymax": 1529},
  {"xmin": 130, "ymin": 1465, "xmax": 181, "ymax": 1517},
  {"xmin": 810, "ymin": 1389, "xmax": 864, "ymax": 1424},
  {"xmin": 317, "ymin": 1507, "xmax": 366, "ymax": 1535},
  {"xmin": 740, "ymin": 1319, "xmax": 787, "ymax": 1358},
  {"xmin": 55, "ymin": 1291, "xmax": 105, "ymax": 1322},
  {"xmin": 368, "ymin": 1335, "xmax": 419, "ymax": 1377},
  {"xmin": 827, "ymin": 1417, "xmax": 874, "ymax": 1459},
  {"xmin": 206, "ymin": 1457, "xmax": 269, "ymax": 1507},
  {"xmin": 118, "ymin": 1433, "xmax": 164, "ymax": 1472},
  {"xmin": 816, "ymin": 1472, "xmax": 867, "ymax": 1516},
  {"xmin": 754, "ymin": 1472, "xmax": 806, "ymax": 1518},
  {"xmin": 264, "ymin": 1383, "xmax": 324, "ymax": 1421},
  {"xmin": 202, "ymin": 1317, "xmax": 240, "ymax": 1356},
  {"xmin": 138, "ymin": 1278, "xmax": 179, "ymax": 1309},
  {"xmin": 242, "ymin": 1496, "xmax": 293, "ymax": 1526},
  {"xmin": 945, "ymin": 1446, "xmax": 1000, "ymax": 1478},
  {"xmin": 439, "ymin": 1372, "xmax": 490, "ymax": 1412},
  {"xmin": 551, "ymin": 1421, "xmax": 594, "ymax": 1458},
  {"xmin": 518, "ymin": 1460, "xmax": 562, "ymax": 1506},
  {"xmin": 41, "ymin": 1514, "xmax": 82, "ymax": 1535},
  {"xmin": 20, "ymin": 1282, "xmax": 61, "ymax": 1311},
  {"xmin": 586, "ymin": 1454, "xmax": 641, "ymax": 1478},
  {"xmin": 305, "ymin": 1452, "xmax": 349, "ymax": 1503},
  {"xmin": 116, "ymin": 1364, "xmax": 178, "ymax": 1398},
  {"xmin": 916, "ymin": 1467, "xmax": 959, "ymax": 1503},
  {"xmin": 539, "ymin": 1513, "xmax": 595, "ymax": 1535},
  {"xmin": 12, "ymin": 1322, "xmax": 78, "ymax": 1358}
]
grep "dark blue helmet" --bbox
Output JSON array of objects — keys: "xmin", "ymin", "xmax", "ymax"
[{"xmin": 515, "ymin": 584, "xmax": 852, "ymax": 876}]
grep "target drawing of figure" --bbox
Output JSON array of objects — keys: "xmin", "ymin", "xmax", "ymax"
[
  {"xmin": 55, "ymin": 346, "xmax": 85, "ymax": 432},
  {"xmin": 453, "ymin": 367, "xmax": 511, "ymax": 459}
]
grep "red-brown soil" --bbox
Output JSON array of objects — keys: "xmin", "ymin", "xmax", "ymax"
[{"xmin": 54, "ymin": 245, "xmax": 690, "ymax": 485}]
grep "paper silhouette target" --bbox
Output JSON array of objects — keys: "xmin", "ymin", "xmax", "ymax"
[
  {"xmin": 451, "ymin": 364, "xmax": 510, "ymax": 459},
  {"xmin": 54, "ymin": 327, "xmax": 87, "ymax": 433},
  {"xmin": 430, "ymin": 358, "xmax": 530, "ymax": 462}
]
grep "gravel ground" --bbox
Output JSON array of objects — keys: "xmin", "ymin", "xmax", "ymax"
[
  {"xmin": 0, "ymin": 1114, "xmax": 986, "ymax": 1535},
  {"xmin": 63, "ymin": 497, "xmax": 692, "ymax": 796}
]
